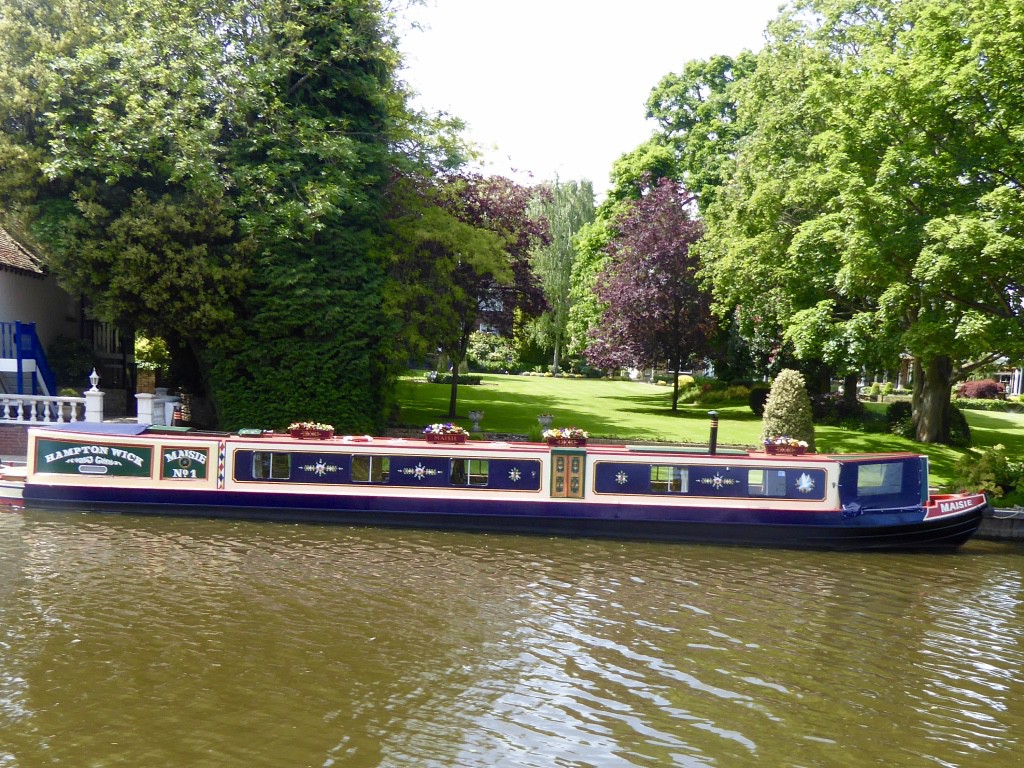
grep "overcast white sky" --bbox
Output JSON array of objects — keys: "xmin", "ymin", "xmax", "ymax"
[{"xmin": 397, "ymin": 0, "xmax": 785, "ymax": 192}]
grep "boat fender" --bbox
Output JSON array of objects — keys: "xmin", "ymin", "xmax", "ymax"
[{"xmin": 841, "ymin": 503, "xmax": 864, "ymax": 520}]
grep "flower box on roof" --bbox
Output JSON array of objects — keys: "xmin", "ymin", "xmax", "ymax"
[
  {"xmin": 423, "ymin": 423, "xmax": 468, "ymax": 444},
  {"xmin": 289, "ymin": 421, "xmax": 335, "ymax": 439},
  {"xmin": 543, "ymin": 426, "xmax": 588, "ymax": 447},
  {"xmin": 763, "ymin": 436, "xmax": 809, "ymax": 455}
]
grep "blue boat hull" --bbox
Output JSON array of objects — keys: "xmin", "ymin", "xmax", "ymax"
[{"xmin": 22, "ymin": 484, "xmax": 984, "ymax": 551}]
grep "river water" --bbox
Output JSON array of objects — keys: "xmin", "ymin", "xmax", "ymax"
[{"xmin": 1, "ymin": 508, "xmax": 1022, "ymax": 768}]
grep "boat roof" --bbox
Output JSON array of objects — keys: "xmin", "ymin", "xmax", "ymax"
[
  {"xmin": 28, "ymin": 425, "xmax": 919, "ymax": 462},
  {"xmin": 41, "ymin": 422, "xmax": 151, "ymax": 436}
]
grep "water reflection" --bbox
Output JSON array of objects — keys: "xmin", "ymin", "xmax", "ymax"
[{"xmin": 1, "ymin": 510, "xmax": 1022, "ymax": 767}]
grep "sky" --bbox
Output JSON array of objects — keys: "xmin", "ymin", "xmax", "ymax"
[{"xmin": 396, "ymin": 0, "xmax": 786, "ymax": 193}]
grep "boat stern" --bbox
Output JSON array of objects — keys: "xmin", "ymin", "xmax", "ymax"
[{"xmin": 924, "ymin": 492, "xmax": 988, "ymax": 521}]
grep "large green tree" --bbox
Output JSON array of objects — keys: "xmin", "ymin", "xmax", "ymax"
[
  {"xmin": 646, "ymin": 52, "xmax": 757, "ymax": 209},
  {"xmin": 697, "ymin": 0, "xmax": 1024, "ymax": 443},
  {"xmin": 387, "ymin": 173, "xmax": 548, "ymax": 418},
  {"xmin": 527, "ymin": 178, "xmax": 595, "ymax": 374},
  {"xmin": 0, "ymin": 0, "xmax": 426, "ymax": 430}
]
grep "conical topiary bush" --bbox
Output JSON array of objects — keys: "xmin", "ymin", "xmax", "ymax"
[{"xmin": 760, "ymin": 369, "xmax": 815, "ymax": 451}]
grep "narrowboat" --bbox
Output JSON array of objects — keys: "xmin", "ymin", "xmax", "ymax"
[
  {"xmin": 14, "ymin": 423, "xmax": 985, "ymax": 550},
  {"xmin": 0, "ymin": 462, "xmax": 25, "ymax": 508}
]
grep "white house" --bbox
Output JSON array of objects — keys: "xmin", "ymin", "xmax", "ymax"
[
  {"xmin": 1, "ymin": 227, "xmax": 132, "ymax": 411},
  {"xmin": 0, "ymin": 227, "xmax": 82, "ymax": 349}
]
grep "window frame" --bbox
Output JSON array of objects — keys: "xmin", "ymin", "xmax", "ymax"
[
  {"xmin": 252, "ymin": 451, "xmax": 291, "ymax": 480},
  {"xmin": 856, "ymin": 461, "xmax": 905, "ymax": 497},
  {"xmin": 351, "ymin": 454, "xmax": 391, "ymax": 484},
  {"xmin": 450, "ymin": 458, "xmax": 490, "ymax": 487},
  {"xmin": 649, "ymin": 464, "xmax": 688, "ymax": 493}
]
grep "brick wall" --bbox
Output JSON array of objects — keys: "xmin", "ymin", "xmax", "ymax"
[{"xmin": 0, "ymin": 424, "xmax": 29, "ymax": 457}]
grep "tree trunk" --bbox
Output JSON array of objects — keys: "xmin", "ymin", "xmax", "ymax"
[
  {"xmin": 842, "ymin": 372, "xmax": 859, "ymax": 408},
  {"xmin": 447, "ymin": 329, "xmax": 472, "ymax": 419},
  {"xmin": 447, "ymin": 365, "xmax": 459, "ymax": 419},
  {"xmin": 912, "ymin": 355, "xmax": 953, "ymax": 443},
  {"xmin": 552, "ymin": 333, "xmax": 561, "ymax": 376},
  {"xmin": 669, "ymin": 352, "xmax": 682, "ymax": 412}
]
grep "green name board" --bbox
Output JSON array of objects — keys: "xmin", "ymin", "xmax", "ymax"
[
  {"xmin": 161, "ymin": 446, "xmax": 209, "ymax": 480},
  {"xmin": 36, "ymin": 438, "xmax": 152, "ymax": 478}
]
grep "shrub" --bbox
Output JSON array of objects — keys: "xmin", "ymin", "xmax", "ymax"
[
  {"xmin": 697, "ymin": 384, "xmax": 751, "ymax": 405},
  {"xmin": 749, "ymin": 387, "xmax": 770, "ymax": 417},
  {"xmin": 886, "ymin": 401, "xmax": 914, "ymax": 439},
  {"xmin": 46, "ymin": 336, "xmax": 97, "ymax": 389},
  {"xmin": 135, "ymin": 335, "xmax": 171, "ymax": 373},
  {"xmin": 425, "ymin": 372, "xmax": 482, "ymax": 386},
  {"xmin": 883, "ymin": 401, "xmax": 970, "ymax": 445},
  {"xmin": 953, "ymin": 397, "xmax": 1024, "ymax": 413},
  {"xmin": 948, "ymin": 405, "xmax": 972, "ymax": 447},
  {"xmin": 813, "ymin": 391, "xmax": 866, "ymax": 424},
  {"xmin": 466, "ymin": 331, "xmax": 518, "ymax": 372},
  {"xmin": 951, "ymin": 445, "xmax": 1024, "ymax": 497},
  {"xmin": 956, "ymin": 379, "xmax": 1005, "ymax": 399},
  {"xmin": 761, "ymin": 369, "xmax": 815, "ymax": 450}
]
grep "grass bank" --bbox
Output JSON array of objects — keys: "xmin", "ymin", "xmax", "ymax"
[{"xmin": 394, "ymin": 372, "xmax": 1024, "ymax": 490}]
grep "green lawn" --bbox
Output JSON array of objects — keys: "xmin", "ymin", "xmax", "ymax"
[
  {"xmin": 396, "ymin": 373, "xmax": 764, "ymax": 444},
  {"xmin": 394, "ymin": 372, "xmax": 1024, "ymax": 490}
]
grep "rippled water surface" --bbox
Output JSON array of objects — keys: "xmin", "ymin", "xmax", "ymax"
[{"xmin": 1, "ymin": 509, "xmax": 1022, "ymax": 767}]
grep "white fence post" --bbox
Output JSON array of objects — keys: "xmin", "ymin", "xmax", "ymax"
[
  {"xmin": 84, "ymin": 368, "xmax": 105, "ymax": 423},
  {"xmin": 136, "ymin": 393, "xmax": 155, "ymax": 425}
]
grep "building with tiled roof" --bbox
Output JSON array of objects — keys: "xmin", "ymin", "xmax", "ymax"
[
  {"xmin": 0, "ymin": 226, "xmax": 46, "ymax": 277},
  {"xmin": 2, "ymin": 227, "xmax": 134, "ymax": 412},
  {"xmin": 1, "ymin": 226, "xmax": 77, "ymax": 343},
  {"xmin": 2, "ymin": 226, "xmax": 82, "ymax": 391}
]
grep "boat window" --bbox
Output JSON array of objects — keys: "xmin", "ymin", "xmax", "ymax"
[
  {"xmin": 450, "ymin": 458, "xmax": 489, "ymax": 487},
  {"xmin": 650, "ymin": 465, "xmax": 688, "ymax": 493},
  {"xmin": 253, "ymin": 452, "xmax": 291, "ymax": 480},
  {"xmin": 352, "ymin": 455, "xmax": 390, "ymax": 483},
  {"xmin": 857, "ymin": 462, "xmax": 903, "ymax": 496},
  {"xmin": 748, "ymin": 468, "xmax": 787, "ymax": 497}
]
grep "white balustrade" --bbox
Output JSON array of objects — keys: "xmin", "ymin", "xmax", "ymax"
[
  {"xmin": 135, "ymin": 391, "xmax": 181, "ymax": 426},
  {"xmin": 0, "ymin": 394, "xmax": 89, "ymax": 424}
]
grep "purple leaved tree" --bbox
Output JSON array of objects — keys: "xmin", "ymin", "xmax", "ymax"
[
  {"xmin": 386, "ymin": 172, "xmax": 547, "ymax": 419},
  {"xmin": 436, "ymin": 175, "xmax": 548, "ymax": 417},
  {"xmin": 586, "ymin": 178, "xmax": 714, "ymax": 411}
]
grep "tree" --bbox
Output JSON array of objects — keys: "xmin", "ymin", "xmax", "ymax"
[
  {"xmin": 0, "ymin": 0, "xmax": 431, "ymax": 431},
  {"xmin": 761, "ymin": 368, "xmax": 815, "ymax": 450},
  {"xmin": 585, "ymin": 178, "xmax": 713, "ymax": 410},
  {"xmin": 527, "ymin": 178, "xmax": 595, "ymax": 373},
  {"xmin": 698, "ymin": 0, "xmax": 1024, "ymax": 443},
  {"xmin": 565, "ymin": 141, "xmax": 679, "ymax": 359},
  {"xmin": 387, "ymin": 173, "xmax": 547, "ymax": 418},
  {"xmin": 646, "ymin": 52, "xmax": 758, "ymax": 209}
]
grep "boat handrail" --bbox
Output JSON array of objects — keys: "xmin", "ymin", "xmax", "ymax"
[
  {"xmin": 625, "ymin": 445, "xmax": 749, "ymax": 455},
  {"xmin": 848, "ymin": 504, "xmax": 924, "ymax": 515}
]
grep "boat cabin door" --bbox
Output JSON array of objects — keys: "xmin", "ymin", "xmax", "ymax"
[{"xmin": 551, "ymin": 449, "xmax": 586, "ymax": 499}]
